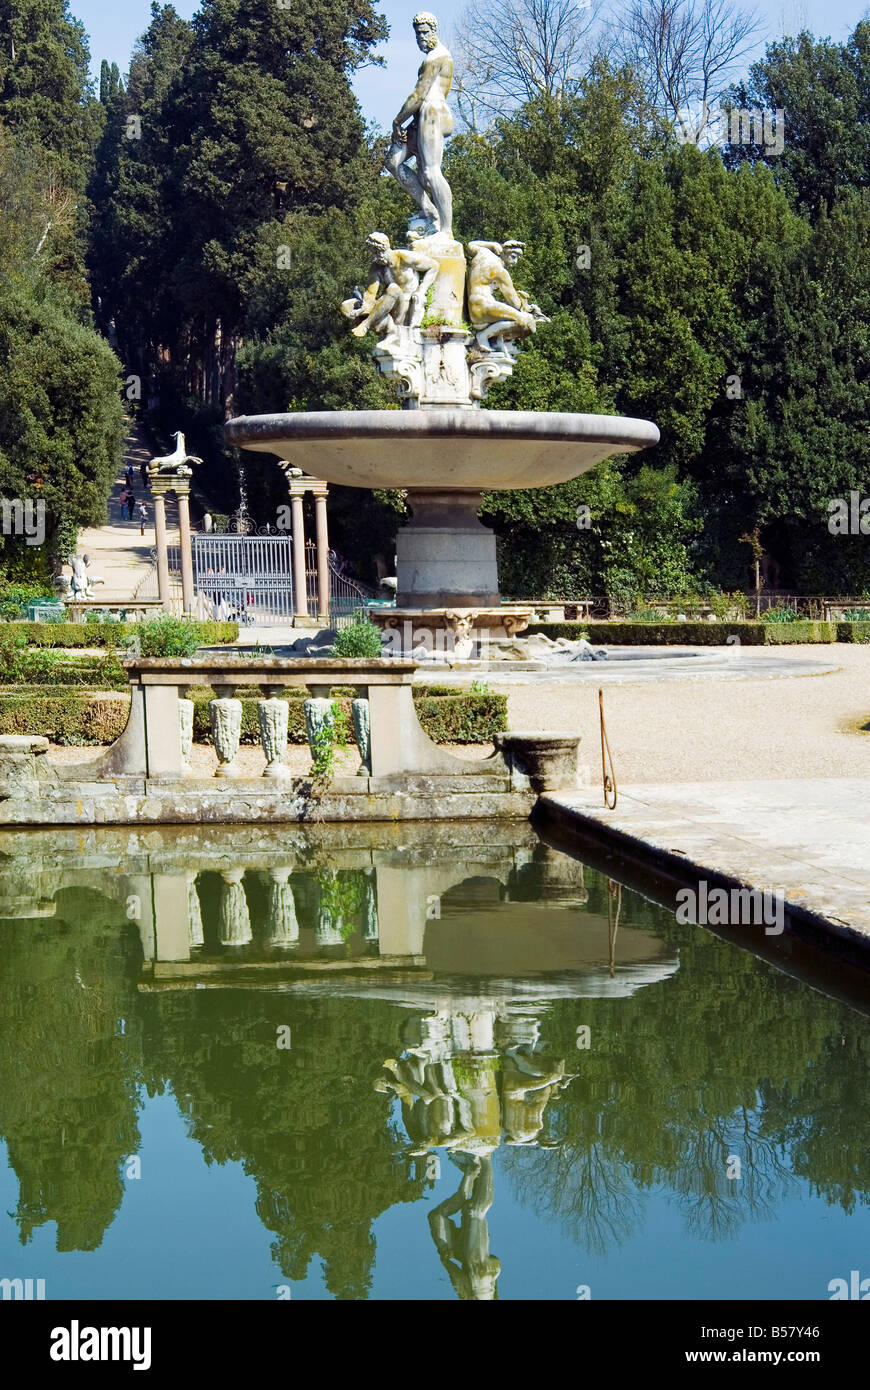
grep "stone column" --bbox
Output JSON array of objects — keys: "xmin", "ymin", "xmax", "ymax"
[
  {"xmin": 152, "ymin": 874, "xmax": 192, "ymax": 962},
  {"xmin": 312, "ymin": 482, "xmax": 330, "ymax": 621},
  {"xmin": 151, "ymin": 484, "xmax": 171, "ymax": 610},
  {"xmin": 175, "ymin": 482, "xmax": 195, "ymax": 615},
  {"xmin": 290, "ymin": 485, "xmax": 307, "ymax": 619}
]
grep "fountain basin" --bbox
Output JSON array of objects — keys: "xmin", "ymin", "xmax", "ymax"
[{"xmin": 224, "ymin": 409, "xmax": 660, "ymax": 490}]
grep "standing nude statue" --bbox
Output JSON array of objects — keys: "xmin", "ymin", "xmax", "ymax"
[
  {"xmin": 383, "ymin": 12, "xmax": 454, "ymax": 239},
  {"xmin": 467, "ymin": 240, "xmax": 549, "ymax": 355},
  {"xmin": 340, "ymin": 233, "xmax": 439, "ymax": 344}
]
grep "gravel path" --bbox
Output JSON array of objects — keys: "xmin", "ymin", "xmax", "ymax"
[{"xmin": 497, "ymin": 644, "xmax": 870, "ymax": 784}]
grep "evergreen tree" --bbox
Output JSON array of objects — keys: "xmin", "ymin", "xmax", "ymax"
[
  {"xmin": 724, "ymin": 23, "xmax": 870, "ymax": 221},
  {"xmin": 0, "ymin": 0, "xmax": 100, "ymax": 190}
]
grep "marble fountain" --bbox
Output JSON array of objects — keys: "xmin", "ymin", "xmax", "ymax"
[{"xmin": 225, "ymin": 11, "xmax": 659, "ymax": 657}]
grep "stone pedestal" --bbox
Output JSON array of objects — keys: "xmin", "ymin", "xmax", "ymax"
[
  {"xmin": 418, "ymin": 328, "xmax": 472, "ymax": 406},
  {"xmin": 494, "ymin": 733, "xmax": 581, "ymax": 792},
  {"xmin": 0, "ymin": 735, "xmax": 50, "ymax": 798},
  {"xmin": 418, "ymin": 235, "xmax": 466, "ymax": 326},
  {"xmin": 397, "ymin": 490, "xmax": 498, "ymax": 607}
]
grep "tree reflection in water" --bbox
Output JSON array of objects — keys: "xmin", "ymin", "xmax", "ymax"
[{"xmin": 0, "ymin": 834, "xmax": 868, "ymax": 1301}]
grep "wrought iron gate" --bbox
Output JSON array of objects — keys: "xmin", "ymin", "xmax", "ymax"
[
  {"xmin": 192, "ymin": 535, "xmax": 296, "ymax": 625},
  {"xmin": 136, "ymin": 534, "xmax": 379, "ymax": 627}
]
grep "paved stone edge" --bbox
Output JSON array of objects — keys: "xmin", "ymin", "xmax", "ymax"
[{"xmin": 535, "ymin": 794, "xmax": 870, "ymax": 978}]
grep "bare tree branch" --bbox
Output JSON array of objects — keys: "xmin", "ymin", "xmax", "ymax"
[
  {"xmin": 450, "ymin": 0, "xmax": 607, "ymax": 129},
  {"xmin": 610, "ymin": 0, "xmax": 763, "ymax": 141}
]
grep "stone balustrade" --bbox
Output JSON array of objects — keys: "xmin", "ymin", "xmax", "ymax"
[{"xmin": 112, "ymin": 656, "xmax": 505, "ymax": 781}]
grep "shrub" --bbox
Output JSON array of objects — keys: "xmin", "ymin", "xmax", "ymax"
[
  {"xmin": 414, "ymin": 684, "xmax": 465, "ymax": 697},
  {"xmin": 0, "ymin": 646, "xmax": 128, "ymax": 688},
  {"xmin": 837, "ymin": 621, "xmax": 870, "ymax": 644},
  {"xmin": 125, "ymin": 614, "xmax": 208, "ymax": 658},
  {"xmin": 3, "ymin": 620, "xmax": 238, "ymax": 648},
  {"xmin": 762, "ymin": 604, "xmax": 801, "ymax": 623},
  {"xmin": 0, "ymin": 689, "xmax": 130, "ymax": 744},
  {"xmin": 411, "ymin": 692, "xmax": 508, "ymax": 742},
  {"xmin": 0, "ymin": 581, "xmax": 56, "ymax": 619},
  {"xmin": 0, "ymin": 628, "xmax": 28, "ymax": 681},
  {"xmin": 331, "ymin": 617, "xmax": 384, "ymax": 658},
  {"xmin": 525, "ymin": 621, "xmax": 837, "ymax": 645}
]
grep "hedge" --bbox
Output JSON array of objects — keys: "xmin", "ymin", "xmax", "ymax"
[
  {"xmin": 0, "ymin": 654, "xmax": 129, "ymax": 688},
  {"xmin": 412, "ymin": 693, "xmax": 507, "ymax": 742},
  {"xmin": 837, "ymin": 621, "xmax": 870, "ymax": 643},
  {"xmin": 0, "ymin": 691, "xmax": 129, "ymax": 744},
  {"xmin": 526, "ymin": 621, "xmax": 838, "ymax": 645},
  {"xmin": 0, "ymin": 686, "xmax": 507, "ymax": 747},
  {"xmin": 2, "ymin": 620, "xmax": 239, "ymax": 648}
]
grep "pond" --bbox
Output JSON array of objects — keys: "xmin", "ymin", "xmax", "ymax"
[{"xmin": 0, "ymin": 822, "xmax": 867, "ymax": 1301}]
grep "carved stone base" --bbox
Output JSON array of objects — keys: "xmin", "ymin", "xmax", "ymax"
[
  {"xmin": 370, "ymin": 320, "xmax": 516, "ymax": 409},
  {"xmin": 369, "ymin": 604, "xmax": 533, "ymax": 656}
]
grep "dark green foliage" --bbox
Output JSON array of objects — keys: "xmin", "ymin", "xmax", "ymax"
[
  {"xmin": 87, "ymin": 0, "xmax": 390, "ymax": 521},
  {"xmin": 126, "ymin": 614, "xmax": 209, "ymax": 658},
  {"xmin": 0, "ymin": 1, "xmax": 101, "ymax": 195},
  {"xmin": 723, "ymin": 24, "xmax": 870, "ymax": 220},
  {"xmin": 527, "ymin": 621, "xmax": 837, "ymax": 644}
]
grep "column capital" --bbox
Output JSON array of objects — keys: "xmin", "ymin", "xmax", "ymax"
[
  {"xmin": 150, "ymin": 471, "xmax": 191, "ymax": 499},
  {"xmin": 286, "ymin": 473, "xmax": 328, "ymax": 498}
]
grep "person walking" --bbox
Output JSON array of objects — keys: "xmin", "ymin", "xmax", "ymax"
[
  {"xmin": 119, "ymin": 486, "xmax": 129, "ymax": 518},
  {"xmin": 137, "ymin": 501, "xmax": 148, "ymax": 537},
  {"xmin": 140, "ymin": 460, "xmax": 149, "ymax": 489},
  {"xmin": 125, "ymin": 464, "xmax": 135, "ymax": 490},
  {"xmin": 126, "ymin": 489, "xmax": 136, "ymax": 521}
]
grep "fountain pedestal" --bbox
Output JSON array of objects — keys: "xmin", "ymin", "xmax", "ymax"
[{"xmin": 397, "ymin": 490, "xmax": 498, "ymax": 607}]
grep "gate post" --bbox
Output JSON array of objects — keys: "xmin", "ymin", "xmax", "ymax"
[
  {"xmin": 150, "ymin": 481, "xmax": 172, "ymax": 611},
  {"xmin": 312, "ymin": 481, "xmax": 330, "ymax": 621},
  {"xmin": 290, "ymin": 482, "xmax": 308, "ymax": 619},
  {"xmin": 176, "ymin": 482, "xmax": 195, "ymax": 615}
]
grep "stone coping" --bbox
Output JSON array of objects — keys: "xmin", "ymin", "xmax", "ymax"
[
  {"xmin": 123, "ymin": 656, "xmax": 419, "ymax": 686},
  {"xmin": 0, "ymin": 774, "xmax": 533, "ymax": 825}
]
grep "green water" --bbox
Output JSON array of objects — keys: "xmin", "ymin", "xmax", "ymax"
[{"xmin": 0, "ymin": 822, "xmax": 868, "ymax": 1301}]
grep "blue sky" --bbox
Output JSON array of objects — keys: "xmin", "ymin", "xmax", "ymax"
[{"xmin": 74, "ymin": 0, "xmax": 869, "ymax": 131}]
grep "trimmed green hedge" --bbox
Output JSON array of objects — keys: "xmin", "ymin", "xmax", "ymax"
[
  {"xmin": 3, "ymin": 620, "xmax": 239, "ymax": 648},
  {"xmin": 412, "ymin": 693, "xmax": 507, "ymax": 742},
  {"xmin": 0, "ymin": 690, "xmax": 129, "ymax": 744},
  {"xmin": 837, "ymin": 621, "xmax": 870, "ymax": 643},
  {"xmin": 762, "ymin": 621, "xmax": 837, "ymax": 644},
  {"xmin": 527, "ymin": 621, "xmax": 838, "ymax": 645},
  {"xmin": 0, "ymin": 654, "xmax": 129, "ymax": 688}
]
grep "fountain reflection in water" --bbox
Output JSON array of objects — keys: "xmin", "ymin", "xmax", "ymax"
[{"xmin": 1, "ymin": 823, "xmax": 868, "ymax": 1302}]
